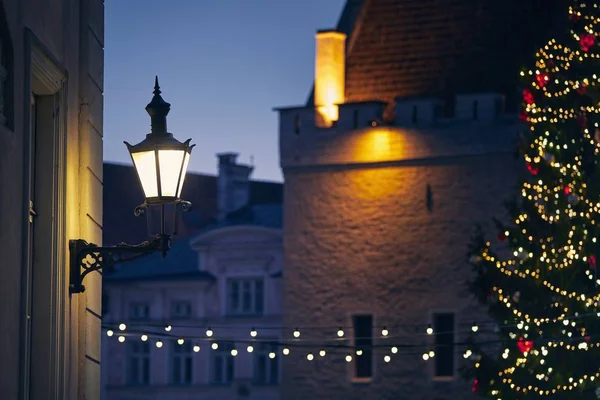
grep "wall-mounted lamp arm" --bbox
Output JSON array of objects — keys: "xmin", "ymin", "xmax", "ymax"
[{"xmin": 69, "ymin": 234, "xmax": 171, "ymax": 294}]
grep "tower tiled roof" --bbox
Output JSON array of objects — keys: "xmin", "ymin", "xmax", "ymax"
[{"xmin": 308, "ymin": 0, "xmax": 569, "ymax": 118}]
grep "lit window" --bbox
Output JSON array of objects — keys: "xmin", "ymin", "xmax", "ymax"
[
  {"xmin": 227, "ymin": 278, "xmax": 264, "ymax": 316},
  {"xmin": 253, "ymin": 342, "xmax": 279, "ymax": 385},
  {"xmin": 171, "ymin": 341, "xmax": 193, "ymax": 385},
  {"xmin": 211, "ymin": 342, "xmax": 235, "ymax": 384},
  {"xmin": 127, "ymin": 341, "xmax": 150, "ymax": 385},
  {"xmin": 129, "ymin": 302, "xmax": 150, "ymax": 321},
  {"xmin": 352, "ymin": 315, "xmax": 373, "ymax": 380},
  {"xmin": 171, "ymin": 300, "xmax": 192, "ymax": 320},
  {"xmin": 433, "ymin": 312, "xmax": 455, "ymax": 378}
]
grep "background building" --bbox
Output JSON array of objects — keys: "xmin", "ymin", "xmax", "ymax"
[
  {"xmin": 0, "ymin": 0, "xmax": 104, "ymax": 399},
  {"xmin": 101, "ymin": 154, "xmax": 283, "ymax": 400},
  {"xmin": 276, "ymin": 0, "xmax": 567, "ymax": 399}
]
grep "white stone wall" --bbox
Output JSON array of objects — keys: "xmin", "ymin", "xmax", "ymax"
[{"xmin": 279, "ymin": 114, "xmax": 520, "ymax": 399}]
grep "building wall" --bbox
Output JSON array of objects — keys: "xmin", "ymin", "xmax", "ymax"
[
  {"xmin": 0, "ymin": 0, "xmax": 104, "ymax": 399},
  {"xmin": 278, "ymin": 101, "xmax": 520, "ymax": 399},
  {"xmin": 103, "ymin": 226, "xmax": 283, "ymax": 400}
]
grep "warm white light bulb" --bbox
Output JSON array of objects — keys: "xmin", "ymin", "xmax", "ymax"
[
  {"xmin": 381, "ymin": 327, "xmax": 389, "ymax": 336},
  {"xmin": 250, "ymin": 328, "xmax": 257, "ymax": 337},
  {"xmin": 119, "ymin": 323, "xmax": 127, "ymax": 331},
  {"xmin": 156, "ymin": 340, "xmax": 163, "ymax": 348},
  {"xmin": 426, "ymin": 325, "xmax": 433, "ymax": 335},
  {"xmin": 165, "ymin": 325, "xmax": 172, "ymax": 332},
  {"xmin": 319, "ymin": 350, "xmax": 326, "ymax": 357},
  {"xmin": 428, "ymin": 350, "xmax": 435, "ymax": 358},
  {"xmin": 282, "ymin": 348, "xmax": 290, "ymax": 355},
  {"xmin": 118, "ymin": 336, "xmax": 125, "ymax": 343},
  {"xmin": 206, "ymin": 328, "xmax": 213, "ymax": 337},
  {"xmin": 422, "ymin": 353, "xmax": 429, "ymax": 361},
  {"xmin": 337, "ymin": 328, "xmax": 344, "ymax": 337},
  {"xmin": 307, "ymin": 353, "xmax": 314, "ymax": 361},
  {"xmin": 247, "ymin": 345, "xmax": 254, "ymax": 353},
  {"xmin": 177, "ymin": 338, "xmax": 184, "ymax": 345},
  {"xmin": 107, "ymin": 330, "xmax": 114, "ymax": 337},
  {"xmin": 141, "ymin": 334, "xmax": 148, "ymax": 342},
  {"xmin": 356, "ymin": 349, "xmax": 363, "ymax": 356},
  {"xmin": 384, "ymin": 355, "xmax": 391, "ymax": 363},
  {"xmin": 193, "ymin": 345, "xmax": 200, "ymax": 353},
  {"xmin": 269, "ymin": 352, "xmax": 276, "ymax": 359},
  {"xmin": 211, "ymin": 343, "xmax": 218, "ymax": 350},
  {"xmin": 231, "ymin": 349, "xmax": 238, "ymax": 356},
  {"xmin": 391, "ymin": 347, "xmax": 398, "ymax": 354},
  {"xmin": 472, "ymin": 323, "xmax": 479, "ymax": 333},
  {"xmin": 345, "ymin": 355, "xmax": 352, "ymax": 362},
  {"xmin": 293, "ymin": 329, "xmax": 301, "ymax": 338}
]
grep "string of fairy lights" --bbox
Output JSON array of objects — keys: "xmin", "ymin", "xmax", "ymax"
[{"xmin": 468, "ymin": 2, "xmax": 600, "ymax": 398}]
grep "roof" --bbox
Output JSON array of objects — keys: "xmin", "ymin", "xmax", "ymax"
[
  {"xmin": 307, "ymin": 0, "xmax": 568, "ymax": 118},
  {"xmin": 103, "ymin": 163, "xmax": 283, "ymax": 245}
]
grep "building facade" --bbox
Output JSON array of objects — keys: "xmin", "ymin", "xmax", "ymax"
[
  {"xmin": 101, "ymin": 154, "xmax": 283, "ymax": 400},
  {"xmin": 276, "ymin": 0, "xmax": 566, "ymax": 399},
  {"xmin": 0, "ymin": 0, "xmax": 104, "ymax": 399}
]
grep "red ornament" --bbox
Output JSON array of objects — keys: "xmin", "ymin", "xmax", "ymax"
[
  {"xmin": 518, "ymin": 111, "xmax": 529, "ymax": 121},
  {"xmin": 585, "ymin": 336, "xmax": 591, "ymax": 342},
  {"xmin": 577, "ymin": 115, "xmax": 588, "ymax": 128},
  {"xmin": 564, "ymin": 186, "xmax": 572, "ymax": 195},
  {"xmin": 527, "ymin": 163, "xmax": 539, "ymax": 175},
  {"xmin": 517, "ymin": 337, "xmax": 534, "ymax": 354},
  {"xmin": 580, "ymin": 34, "xmax": 596, "ymax": 52},
  {"xmin": 570, "ymin": 13, "xmax": 580, "ymax": 22},
  {"xmin": 472, "ymin": 379, "xmax": 479, "ymax": 393},
  {"xmin": 589, "ymin": 254, "xmax": 596, "ymax": 269},
  {"xmin": 497, "ymin": 232, "xmax": 507, "ymax": 241},
  {"xmin": 536, "ymin": 73, "xmax": 549, "ymax": 87},
  {"xmin": 523, "ymin": 89, "xmax": 535, "ymax": 105},
  {"xmin": 577, "ymin": 84, "xmax": 588, "ymax": 95}
]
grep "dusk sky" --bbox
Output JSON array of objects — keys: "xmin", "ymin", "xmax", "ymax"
[{"xmin": 104, "ymin": 0, "xmax": 346, "ymax": 182}]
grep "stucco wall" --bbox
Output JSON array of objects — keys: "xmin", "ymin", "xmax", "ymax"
[
  {"xmin": 0, "ymin": 0, "xmax": 104, "ymax": 398},
  {"xmin": 279, "ymin": 123, "xmax": 519, "ymax": 399}
]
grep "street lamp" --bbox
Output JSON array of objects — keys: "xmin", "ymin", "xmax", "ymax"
[{"xmin": 69, "ymin": 77, "xmax": 194, "ymax": 294}]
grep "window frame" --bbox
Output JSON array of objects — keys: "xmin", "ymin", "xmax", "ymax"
[
  {"xmin": 126, "ymin": 341, "xmax": 151, "ymax": 386},
  {"xmin": 211, "ymin": 342, "xmax": 235, "ymax": 385},
  {"xmin": 350, "ymin": 314, "xmax": 374, "ymax": 383},
  {"xmin": 170, "ymin": 341, "xmax": 193, "ymax": 385},
  {"xmin": 171, "ymin": 300, "xmax": 192, "ymax": 320},
  {"xmin": 128, "ymin": 301, "xmax": 150, "ymax": 321},
  {"xmin": 226, "ymin": 277, "xmax": 265, "ymax": 316},
  {"xmin": 252, "ymin": 341, "xmax": 279, "ymax": 385},
  {"xmin": 430, "ymin": 310, "xmax": 457, "ymax": 381}
]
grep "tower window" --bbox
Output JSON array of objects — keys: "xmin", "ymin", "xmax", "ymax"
[
  {"xmin": 352, "ymin": 314, "xmax": 373, "ymax": 380},
  {"xmin": 433, "ymin": 312, "xmax": 455, "ymax": 378}
]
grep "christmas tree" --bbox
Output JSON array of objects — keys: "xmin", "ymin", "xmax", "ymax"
[{"xmin": 466, "ymin": 1, "xmax": 600, "ymax": 399}]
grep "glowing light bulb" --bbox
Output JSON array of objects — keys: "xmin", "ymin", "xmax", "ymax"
[
  {"xmin": 156, "ymin": 340, "xmax": 163, "ymax": 348},
  {"xmin": 426, "ymin": 325, "xmax": 433, "ymax": 335},
  {"xmin": 106, "ymin": 330, "xmax": 114, "ymax": 337},
  {"xmin": 193, "ymin": 345, "xmax": 200, "ymax": 352},
  {"xmin": 269, "ymin": 352, "xmax": 276, "ymax": 359},
  {"xmin": 141, "ymin": 335, "xmax": 148, "ymax": 342},
  {"xmin": 293, "ymin": 328, "xmax": 301, "ymax": 338},
  {"xmin": 307, "ymin": 353, "xmax": 314, "ymax": 361},
  {"xmin": 118, "ymin": 336, "xmax": 125, "ymax": 343},
  {"xmin": 422, "ymin": 353, "xmax": 430, "ymax": 361},
  {"xmin": 345, "ymin": 355, "xmax": 352, "ymax": 362},
  {"xmin": 337, "ymin": 328, "xmax": 344, "ymax": 337},
  {"xmin": 471, "ymin": 322, "xmax": 479, "ymax": 333},
  {"xmin": 391, "ymin": 347, "xmax": 398, "ymax": 354},
  {"xmin": 119, "ymin": 323, "xmax": 127, "ymax": 331},
  {"xmin": 381, "ymin": 327, "xmax": 389, "ymax": 336},
  {"xmin": 206, "ymin": 328, "xmax": 213, "ymax": 337},
  {"xmin": 231, "ymin": 349, "xmax": 238, "ymax": 356},
  {"xmin": 384, "ymin": 355, "xmax": 391, "ymax": 363},
  {"xmin": 356, "ymin": 349, "xmax": 363, "ymax": 356},
  {"xmin": 282, "ymin": 348, "xmax": 290, "ymax": 355},
  {"xmin": 177, "ymin": 338, "xmax": 184, "ymax": 345},
  {"xmin": 428, "ymin": 350, "xmax": 435, "ymax": 358},
  {"xmin": 165, "ymin": 325, "xmax": 172, "ymax": 332},
  {"xmin": 319, "ymin": 350, "xmax": 326, "ymax": 357},
  {"xmin": 250, "ymin": 328, "xmax": 257, "ymax": 337},
  {"xmin": 211, "ymin": 343, "xmax": 218, "ymax": 350},
  {"xmin": 247, "ymin": 345, "xmax": 254, "ymax": 353}
]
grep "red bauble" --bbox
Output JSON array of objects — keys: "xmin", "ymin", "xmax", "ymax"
[
  {"xmin": 580, "ymin": 34, "xmax": 596, "ymax": 52},
  {"xmin": 497, "ymin": 232, "xmax": 507, "ymax": 241},
  {"xmin": 527, "ymin": 163, "xmax": 539, "ymax": 175},
  {"xmin": 585, "ymin": 336, "xmax": 591, "ymax": 342},
  {"xmin": 536, "ymin": 73, "xmax": 549, "ymax": 87},
  {"xmin": 523, "ymin": 89, "xmax": 535, "ymax": 105},
  {"xmin": 472, "ymin": 379, "xmax": 479, "ymax": 393},
  {"xmin": 589, "ymin": 254, "xmax": 596, "ymax": 269},
  {"xmin": 577, "ymin": 115, "xmax": 588, "ymax": 128},
  {"xmin": 564, "ymin": 186, "xmax": 572, "ymax": 195},
  {"xmin": 517, "ymin": 337, "xmax": 534, "ymax": 354},
  {"xmin": 577, "ymin": 84, "xmax": 588, "ymax": 95},
  {"xmin": 519, "ymin": 111, "xmax": 529, "ymax": 121}
]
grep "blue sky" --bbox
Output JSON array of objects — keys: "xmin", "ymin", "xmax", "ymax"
[{"xmin": 104, "ymin": 0, "xmax": 346, "ymax": 182}]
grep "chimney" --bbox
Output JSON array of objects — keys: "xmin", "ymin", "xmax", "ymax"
[
  {"xmin": 314, "ymin": 30, "xmax": 346, "ymax": 128},
  {"xmin": 217, "ymin": 153, "xmax": 253, "ymax": 222}
]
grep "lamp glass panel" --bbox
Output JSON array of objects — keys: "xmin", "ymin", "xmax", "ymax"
[
  {"xmin": 132, "ymin": 150, "xmax": 159, "ymax": 198},
  {"xmin": 158, "ymin": 149, "xmax": 186, "ymax": 198},
  {"xmin": 177, "ymin": 152, "xmax": 191, "ymax": 198}
]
